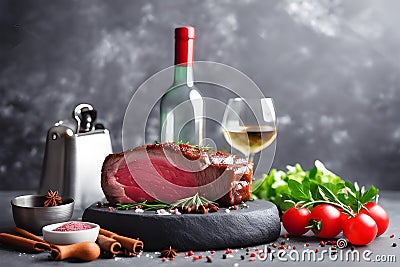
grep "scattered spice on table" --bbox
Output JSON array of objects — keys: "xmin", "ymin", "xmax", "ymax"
[
  {"xmin": 160, "ymin": 246, "xmax": 178, "ymax": 258},
  {"xmin": 206, "ymin": 256, "xmax": 213, "ymax": 263},
  {"xmin": 392, "ymin": 242, "xmax": 397, "ymax": 247},
  {"xmin": 53, "ymin": 222, "xmax": 92, "ymax": 232}
]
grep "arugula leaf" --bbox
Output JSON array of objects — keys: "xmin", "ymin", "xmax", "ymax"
[
  {"xmin": 288, "ymin": 179, "xmax": 311, "ymax": 201},
  {"xmin": 252, "ymin": 160, "xmax": 380, "ymax": 214}
]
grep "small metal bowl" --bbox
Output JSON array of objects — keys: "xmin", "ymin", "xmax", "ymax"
[{"xmin": 11, "ymin": 195, "xmax": 74, "ymax": 234}]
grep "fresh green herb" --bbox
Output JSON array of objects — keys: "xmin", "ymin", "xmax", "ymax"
[
  {"xmin": 116, "ymin": 200, "xmax": 170, "ymax": 211},
  {"xmin": 115, "ymin": 193, "xmax": 217, "ymax": 211},
  {"xmin": 170, "ymin": 193, "xmax": 217, "ymax": 210},
  {"xmin": 176, "ymin": 140, "xmax": 211, "ymax": 151},
  {"xmin": 252, "ymin": 160, "xmax": 379, "ymax": 214}
]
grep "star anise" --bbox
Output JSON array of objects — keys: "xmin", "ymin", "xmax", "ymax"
[
  {"xmin": 43, "ymin": 189, "xmax": 62, "ymax": 207},
  {"xmin": 161, "ymin": 246, "xmax": 178, "ymax": 258}
]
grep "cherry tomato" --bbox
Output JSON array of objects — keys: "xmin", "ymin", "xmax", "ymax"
[
  {"xmin": 309, "ymin": 204, "xmax": 342, "ymax": 238},
  {"xmin": 360, "ymin": 202, "xmax": 389, "ymax": 236},
  {"xmin": 334, "ymin": 207, "xmax": 351, "ymax": 228},
  {"xmin": 282, "ymin": 207, "xmax": 311, "ymax": 236},
  {"xmin": 343, "ymin": 213, "xmax": 378, "ymax": 245}
]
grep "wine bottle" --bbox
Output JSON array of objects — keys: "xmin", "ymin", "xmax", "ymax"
[{"xmin": 160, "ymin": 26, "xmax": 205, "ymax": 145}]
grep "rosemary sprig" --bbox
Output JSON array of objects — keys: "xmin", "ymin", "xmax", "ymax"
[
  {"xmin": 152, "ymin": 140, "xmax": 211, "ymax": 151},
  {"xmin": 176, "ymin": 140, "xmax": 211, "ymax": 151},
  {"xmin": 115, "ymin": 193, "xmax": 217, "ymax": 212},
  {"xmin": 116, "ymin": 200, "xmax": 170, "ymax": 211},
  {"xmin": 170, "ymin": 193, "xmax": 217, "ymax": 210}
]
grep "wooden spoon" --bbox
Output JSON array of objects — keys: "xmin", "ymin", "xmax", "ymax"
[{"xmin": 49, "ymin": 242, "xmax": 101, "ymax": 262}]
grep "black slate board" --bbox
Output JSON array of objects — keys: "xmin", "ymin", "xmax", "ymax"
[{"xmin": 83, "ymin": 200, "xmax": 281, "ymax": 251}]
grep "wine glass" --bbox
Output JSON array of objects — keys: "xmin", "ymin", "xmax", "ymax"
[{"xmin": 222, "ymin": 98, "xmax": 277, "ymax": 162}]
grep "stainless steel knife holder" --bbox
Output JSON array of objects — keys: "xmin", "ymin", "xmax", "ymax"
[{"xmin": 39, "ymin": 103, "xmax": 113, "ymax": 210}]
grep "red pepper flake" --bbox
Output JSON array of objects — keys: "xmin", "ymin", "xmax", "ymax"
[
  {"xmin": 193, "ymin": 256, "xmax": 199, "ymax": 261},
  {"xmin": 249, "ymin": 257, "xmax": 255, "ymax": 262},
  {"xmin": 272, "ymin": 243, "xmax": 277, "ymax": 248},
  {"xmin": 188, "ymin": 250, "xmax": 194, "ymax": 256},
  {"xmin": 278, "ymin": 245, "xmax": 285, "ymax": 250},
  {"xmin": 108, "ymin": 206, "xmax": 114, "ymax": 211},
  {"xmin": 293, "ymin": 245, "xmax": 297, "ymax": 250},
  {"xmin": 283, "ymin": 234, "xmax": 288, "ymax": 238},
  {"xmin": 199, "ymin": 254, "xmax": 203, "ymax": 259},
  {"xmin": 225, "ymin": 248, "xmax": 233, "ymax": 254},
  {"xmin": 103, "ymin": 201, "xmax": 109, "ymax": 206},
  {"xmin": 250, "ymin": 253, "xmax": 256, "ymax": 257},
  {"xmin": 331, "ymin": 241, "xmax": 337, "ymax": 245},
  {"xmin": 320, "ymin": 241, "xmax": 325, "ymax": 247},
  {"xmin": 210, "ymin": 250, "xmax": 215, "ymax": 254},
  {"xmin": 254, "ymin": 247, "xmax": 259, "ymax": 251},
  {"xmin": 53, "ymin": 222, "xmax": 93, "ymax": 232},
  {"xmin": 96, "ymin": 201, "xmax": 102, "ymax": 207},
  {"xmin": 161, "ymin": 257, "xmax": 166, "ymax": 262},
  {"xmin": 305, "ymin": 243, "xmax": 310, "ymax": 247},
  {"xmin": 184, "ymin": 253, "xmax": 188, "ymax": 257},
  {"xmin": 390, "ymin": 234, "xmax": 395, "ymax": 238},
  {"xmin": 232, "ymin": 205, "xmax": 238, "ymax": 210},
  {"xmin": 315, "ymin": 248, "xmax": 319, "ymax": 253},
  {"xmin": 169, "ymin": 257, "xmax": 174, "ymax": 261}
]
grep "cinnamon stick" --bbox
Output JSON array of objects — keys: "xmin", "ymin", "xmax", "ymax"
[
  {"xmin": 12, "ymin": 226, "xmax": 47, "ymax": 243},
  {"xmin": 99, "ymin": 228, "xmax": 143, "ymax": 255},
  {"xmin": 0, "ymin": 233, "xmax": 50, "ymax": 253},
  {"xmin": 96, "ymin": 234, "xmax": 121, "ymax": 255}
]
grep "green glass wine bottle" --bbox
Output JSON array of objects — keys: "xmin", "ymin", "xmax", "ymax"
[{"xmin": 160, "ymin": 26, "xmax": 205, "ymax": 145}]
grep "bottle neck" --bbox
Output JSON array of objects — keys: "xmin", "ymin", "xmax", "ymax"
[
  {"xmin": 173, "ymin": 65, "xmax": 194, "ymax": 87},
  {"xmin": 174, "ymin": 28, "xmax": 195, "ymax": 87}
]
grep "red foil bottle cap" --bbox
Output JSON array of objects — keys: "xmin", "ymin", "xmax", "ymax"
[
  {"xmin": 175, "ymin": 26, "xmax": 196, "ymax": 66},
  {"xmin": 175, "ymin": 26, "xmax": 196, "ymax": 39}
]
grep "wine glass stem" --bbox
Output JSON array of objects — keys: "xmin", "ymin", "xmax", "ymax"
[{"xmin": 248, "ymin": 153, "xmax": 255, "ymax": 163}]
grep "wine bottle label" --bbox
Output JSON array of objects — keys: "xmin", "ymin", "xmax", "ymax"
[{"xmin": 175, "ymin": 26, "xmax": 195, "ymax": 66}]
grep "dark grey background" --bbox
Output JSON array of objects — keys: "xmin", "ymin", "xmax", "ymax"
[{"xmin": 1, "ymin": 0, "xmax": 400, "ymax": 190}]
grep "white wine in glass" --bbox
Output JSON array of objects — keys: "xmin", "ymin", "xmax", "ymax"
[{"xmin": 222, "ymin": 98, "xmax": 277, "ymax": 162}]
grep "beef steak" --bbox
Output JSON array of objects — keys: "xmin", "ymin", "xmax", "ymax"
[{"xmin": 101, "ymin": 142, "xmax": 253, "ymax": 205}]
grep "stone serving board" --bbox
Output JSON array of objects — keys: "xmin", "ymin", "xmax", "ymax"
[{"xmin": 82, "ymin": 199, "xmax": 281, "ymax": 251}]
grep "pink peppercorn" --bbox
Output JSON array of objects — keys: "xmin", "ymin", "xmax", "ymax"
[
  {"xmin": 53, "ymin": 222, "xmax": 92, "ymax": 232},
  {"xmin": 161, "ymin": 257, "xmax": 166, "ymax": 262},
  {"xmin": 193, "ymin": 256, "xmax": 199, "ymax": 261},
  {"xmin": 250, "ymin": 253, "xmax": 256, "ymax": 257}
]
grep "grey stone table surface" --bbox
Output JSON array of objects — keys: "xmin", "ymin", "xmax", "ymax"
[{"xmin": 0, "ymin": 190, "xmax": 399, "ymax": 267}]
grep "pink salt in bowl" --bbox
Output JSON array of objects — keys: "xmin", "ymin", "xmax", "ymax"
[{"xmin": 42, "ymin": 221, "xmax": 100, "ymax": 245}]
